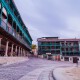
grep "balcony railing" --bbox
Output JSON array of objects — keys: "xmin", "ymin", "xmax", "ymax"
[
  {"xmin": 40, "ymin": 44, "xmax": 60, "ymax": 46},
  {"xmin": 61, "ymin": 44, "xmax": 79, "ymax": 47},
  {"xmin": 0, "ymin": 19, "xmax": 31, "ymax": 50},
  {"xmin": 7, "ymin": 23, "xmax": 13, "ymax": 34}
]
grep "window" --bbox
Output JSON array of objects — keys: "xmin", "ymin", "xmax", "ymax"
[
  {"xmin": 0, "ymin": 3, "xmax": 1, "ymax": 9},
  {"xmin": 2, "ymin": 7, "xmax": 7, "ymax": 16},
  {"xmin": 2, "ymin": 7, "xmax": 7, "ymax": 24},
  {"xmin": 62, "ymin": 48, "xmax": 64, "ymax": 51},
  {"xmin": 6, "ymin": 0, "xmax": 9, "ymax": 3},
  {"xmin": 0, "ymin": 3, "xmax": 1, "ymax": 15}
]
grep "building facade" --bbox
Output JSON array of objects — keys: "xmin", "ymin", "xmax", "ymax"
[
  {"xmin": 0, "ymin": 0, "xmax": 32, "ymax": 56},
  {"xmin": 37, "ymin": 37, "xmax": 80, "ymax": 61}
]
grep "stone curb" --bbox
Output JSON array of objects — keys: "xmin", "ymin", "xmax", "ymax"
[{"xmin": 53, "ymin": 67, "xmax": 75, "ymax": 80}]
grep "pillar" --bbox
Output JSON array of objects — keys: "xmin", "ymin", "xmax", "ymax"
[
  {"xmin": 23, "ymin": 49, "xmax": 24, "ymax": 56},
  {"xmin": 25, "ymin": 50, "xmax": 27, "ymax": 56},
  {"xmin": 5, "ymin": 41, "xmax": 9, "ymax": 57},
  {"xmin": 21, "ymin": 48, "xmax": 22, "ymax": 56},
  {"xmin": 22, "ymin": 48, "xmax": 24, "ymax": 56},
  {"xmin": 15, "ymin": 46, "xmax": 17, "ymax": 56},
  {"xmin": 19, "ymin": 47, "xmax": 20, "ymax": 56},
  {"xmin": 47, "ymin": 55, "xmax": 48, "ymax": 59},
  {"xmin": 22, "ymin": 49, "xmax": 24, "ymax": 56},
  {"xmin": 0, "ymin": 38, "xmax": 2, "ymax": 50},
  {"xmin": 11, "ymin": 44, "xmax": 14, "ymax": 56},
  {"xmin": 69, "ymin": 57, "xmax": 71, "ymax": 62},
  {"xmin": 23, "ymin": 50, "xmax": 26, "ymax": 56},
  {"xmin": 24, "ymin": 50, "xmax": 26, "ymax": 56},
  {"xmin": 20, "ymin": 48, "xmax": 22, "ymax": 56}
]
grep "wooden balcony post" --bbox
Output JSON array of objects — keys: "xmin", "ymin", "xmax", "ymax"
[
  {"xmin": 11, "ymin": 44, "xmax": 14, "ymax": 56},
  {"xmin": 21, "ymin": 48, "xmax": 23, "ymax": 56},
  {"xmin": 0, "ymin": 38, "xmax": 2, "ymax": 50},
  {"xmin": 19, "ymin": 47, "xmax": 20, "ymax": 56},
  {"xmin": 21, "ymin": 48, "xmax": 22, "ymax": 56},
  {"xmin": 15, "ymin": 46, "xmax": 17, "ymax": 56},
  {"xmin": 23, "ymin": 49, "xmax": 25, "ymax": 56},
  {"xmin": 5, "ymin": 41, "xmax": 9, "ymax": 57}
]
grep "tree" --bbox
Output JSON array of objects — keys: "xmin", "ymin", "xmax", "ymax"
[{"xmin": 32, "ymin": 44, "xmax": 36, "ymax": 49}]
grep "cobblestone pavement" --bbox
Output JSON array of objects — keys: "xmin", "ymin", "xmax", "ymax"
[{"xmin": 0, "ymin": 57, "xmax": 76, "ymax": 80}]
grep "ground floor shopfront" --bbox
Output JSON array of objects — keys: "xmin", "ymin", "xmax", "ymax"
[
  {"xmin": 38, "ymin": 54, "xmax": 80, "ymax": 62},
  {"xmin": 61, "ymin": 56, "xmax": 80, "ymax": 62},
  {"xmin": 38, "ymin": 54, "xmax": 60, "ymax": 61}
]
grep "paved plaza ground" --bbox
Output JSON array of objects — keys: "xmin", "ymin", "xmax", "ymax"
[
  {"xmin": 0, "ymin": 57, "xmax": 79, "ymax": 80},
  {"xmin": 54, "ymin": 67, "xmax": 80, "ymax": 80},
  {"xmin": 0, "ymin": 57, "xmax": 29, "ymax": 66}
]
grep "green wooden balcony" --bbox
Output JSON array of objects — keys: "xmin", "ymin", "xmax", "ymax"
[
  {"xmin": 40, "ymin": 43, "xmax": 60, "ymax": 46},
  {"xmin": 62, "ymin": 51, "xmax": 80, "ymax": 53},
  {"xmin": 61, "ymin": 45, "xmax": 79, "ymax": 48},
  {"xmin": 1, "ymin": 0, "xmax": 32, "ymax": 45},
  {"xmin": 0, "ymin": 18, "xmax": 31, "ymax": 50}
]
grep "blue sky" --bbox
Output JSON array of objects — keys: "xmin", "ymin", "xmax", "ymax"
[{"xmin": 14, "ymin": 0, "xmax": 80, "ymax": 44}]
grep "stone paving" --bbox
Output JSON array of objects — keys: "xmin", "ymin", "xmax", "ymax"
[
  {"xmin": 19, "ymin": 68, "xmax": 45, "ymax": 80},
  {"xmin": 38, "ymin": 67, "xmax": 54, "ymax": 80},
  {"xmin": 0, "ymin": 57, "xmax": 76, "ymax": 80},
  {"xmin": 0, "ymin": 57, "xmax": 29, "ymax": 66},
  {"xmin": 54, "ymin": 67, "xmax": 80, "ymax": 80},
  {"xmin": 65, "ymin": 67, "xmax": 80, "ymax": 80}
]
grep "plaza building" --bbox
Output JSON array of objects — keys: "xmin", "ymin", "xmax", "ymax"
[
  {"xmin": 37, "ymin": 37, "xmax": 80, "ymax": 61},
  {"xmin": 0, "ymin": 0, "xmax": 32, "ymax": 56}
]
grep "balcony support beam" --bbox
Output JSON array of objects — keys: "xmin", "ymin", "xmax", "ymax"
[
  {"xmin": 21, "ymin": 48, "xmax": 23, "ymax": 56},
  {"xmin": 0, "ymin": 38, "xmax": 2, "ymax": 50},
  {"xmin": 22, "ymin": 48, "xmax": 23, "ymax": 56},
  {"xmin": 15, "ymin": 46, "xmax": 17, "ymax": 56},
  {"xmin": 24, "ymin": 50, "xmax": 26, "ymax": 56},
  {"xmin": 11, "ymin": 44, "xmax": 14, "ymax": 56},
  {"xmin": 22, "ymin": 49, "xmax": 23, "ymax": 56},
  {"xmin": 23, "ymin": 49, "xmax": 24, "ymax": 55},
  {"xmin": 21, "ymin": 48, "xmax": 22, "ymax": 56},
  {"xmin": 19, "ymin": 47, "xmax": 20, "ymax": 56},
  {"xmin": 25, "ymin": 50, "xmax": 27, "ymax": 56},
  {"xmin": 5, "ymin": 41, "xmax": 9, "ymax": 57}
]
